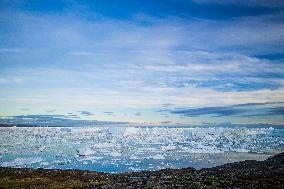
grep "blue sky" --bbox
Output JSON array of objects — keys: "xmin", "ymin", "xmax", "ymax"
[{"xmin": 0, "ymin": 0, "xmax": 284, "ymax": 125}]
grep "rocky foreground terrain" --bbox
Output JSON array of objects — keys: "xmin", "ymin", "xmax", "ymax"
[{"xmin": 0, "ymin": 152, "xmax": 283, "ymax": 189}]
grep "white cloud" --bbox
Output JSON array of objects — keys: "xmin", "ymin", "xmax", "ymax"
[
  {"xmin": 0, "ymin": 7, "xmax": 283, "ymax": 121},
  {"xmin": 191, "ymin": 0, "xmax": 284, "ymax": 7},
  {"xmin": 0, "ymin": 78, "xmax": 7, "ymax": 84},
  {"xmin": 0, "ymin": 48, "xmax": 24, "ymax": 53},
  {"xmin": 13, "ymin": 77, "xmax": 23, "ymax": 84},
  {"xmin": 0, "ymin": 77, "xmax": 23, "ymax": 84}
]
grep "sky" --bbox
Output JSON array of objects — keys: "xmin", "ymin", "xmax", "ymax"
[{"xmin": 0, "ymin": 0, "xmax": 284, "ymax": 125}]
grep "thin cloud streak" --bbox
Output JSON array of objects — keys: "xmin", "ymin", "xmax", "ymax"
[
  {"xmin": 0, "ymin": 1, "xmax": 284, "ymax": 124},
  {"xmin": 165, "ymin": 101, "xmax": 284, "ymax": 117}
]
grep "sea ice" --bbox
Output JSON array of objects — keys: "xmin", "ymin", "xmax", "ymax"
[
  {"xmin": 0, "ymin": 126, "xmax": 283, "ymax": 173},
  {"xmin": 77, "ymin": 148, "xmax": 95, "ymax": 156},
  {"xmin": 1, "ymin": 157, "xmax": 43, "ymax": 167}
]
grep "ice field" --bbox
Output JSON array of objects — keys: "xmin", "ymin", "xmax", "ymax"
[{"xmin": 0, "ymin": 126, "xmax": 284, "ymax": 173}]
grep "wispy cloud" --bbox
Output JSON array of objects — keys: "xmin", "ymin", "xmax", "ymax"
[
  {"xmin": 160, "ymin": 121, "xmax": 172, "ymax": 124},
  {"xmin": 10, "ymin": 114, "xmax": 67, "ymax": 119},
  {"xmin": 170, "ymin": 107, "xmax": 246, "ymax": 117},
  {"xmin": 232, "ymin": 102, "xmax": 284, "ymax": 107},
  {"xmin": 0, "ymin": 48, "xmax": 24, "ymax": 53},
  {"xmin": 0, "ymin": 1, "xmax": 284, "ymax": 124},
  {"xmin": 78, "ymin": 111, "xmax": 95, "ymax": 116},
  {"xmin": 0, "ymin": 77, "xmax": 24, "ymax": 84},
  {"xmin": 192, "ymin": 0, "xmax": 284, "ymax": 7},
  {"xmin": 165, "ymin": 101, "xmax": 284, "ymax": 117},
  {"xmin": 134, "ymin": 112, "xmax": 141, "ymax": 116},
  {"xmin": 267, "ymin": 107, "xmax": 284, "ymax": 115},
  {"xmin": 0, "ymin": 114, "xmax": 128, "ymax": 126},
  {"xmin": 104, "ymin": 111, "xmax": 114, "ymax": 116}
]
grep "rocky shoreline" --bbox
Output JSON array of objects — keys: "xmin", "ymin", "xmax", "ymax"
[{"xmin": 0, "ymin": 152, "xmax": 284, "ymax": 189}]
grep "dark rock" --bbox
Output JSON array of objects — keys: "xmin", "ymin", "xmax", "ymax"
[{"xmin": 0, "ymin": 152, "xmax": 284, "ymax": 188}]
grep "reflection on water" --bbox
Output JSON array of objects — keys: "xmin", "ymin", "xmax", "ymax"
[{"xmin": 0, "ymin": 126, "xmax": 283, "ymax": 173}]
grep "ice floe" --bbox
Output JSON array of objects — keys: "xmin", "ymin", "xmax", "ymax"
[
  {"xmin": 0, "ymin": 126, "xmax": 283, "ymax": 172},
  {"xmin": 1, "ymin": 157, "xmax": 43, "ymax": 167},
  {"xmin": 77, "ymin": 148, "xmax": 95, "ymax": 156}
]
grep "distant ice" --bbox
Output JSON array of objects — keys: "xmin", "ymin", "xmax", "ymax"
[
  {"xmin": 77, "ymin": 148, "xmax": 95, "ymax": 156},
  {"xmin": 151, "ymin": 154, "xmax": 165, "ymax": 160},
  {"xmin": 0, "ymin": 126, "xmax": 283, "ymax": 172},
  {"xmin": 1, "ymin": 157, "xmax": 43, "ymax": 167}
]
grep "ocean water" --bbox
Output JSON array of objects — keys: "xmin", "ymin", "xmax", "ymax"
[{"xmin": 0, "ymin": 126, "xmax": 283, "ymax": 173}]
